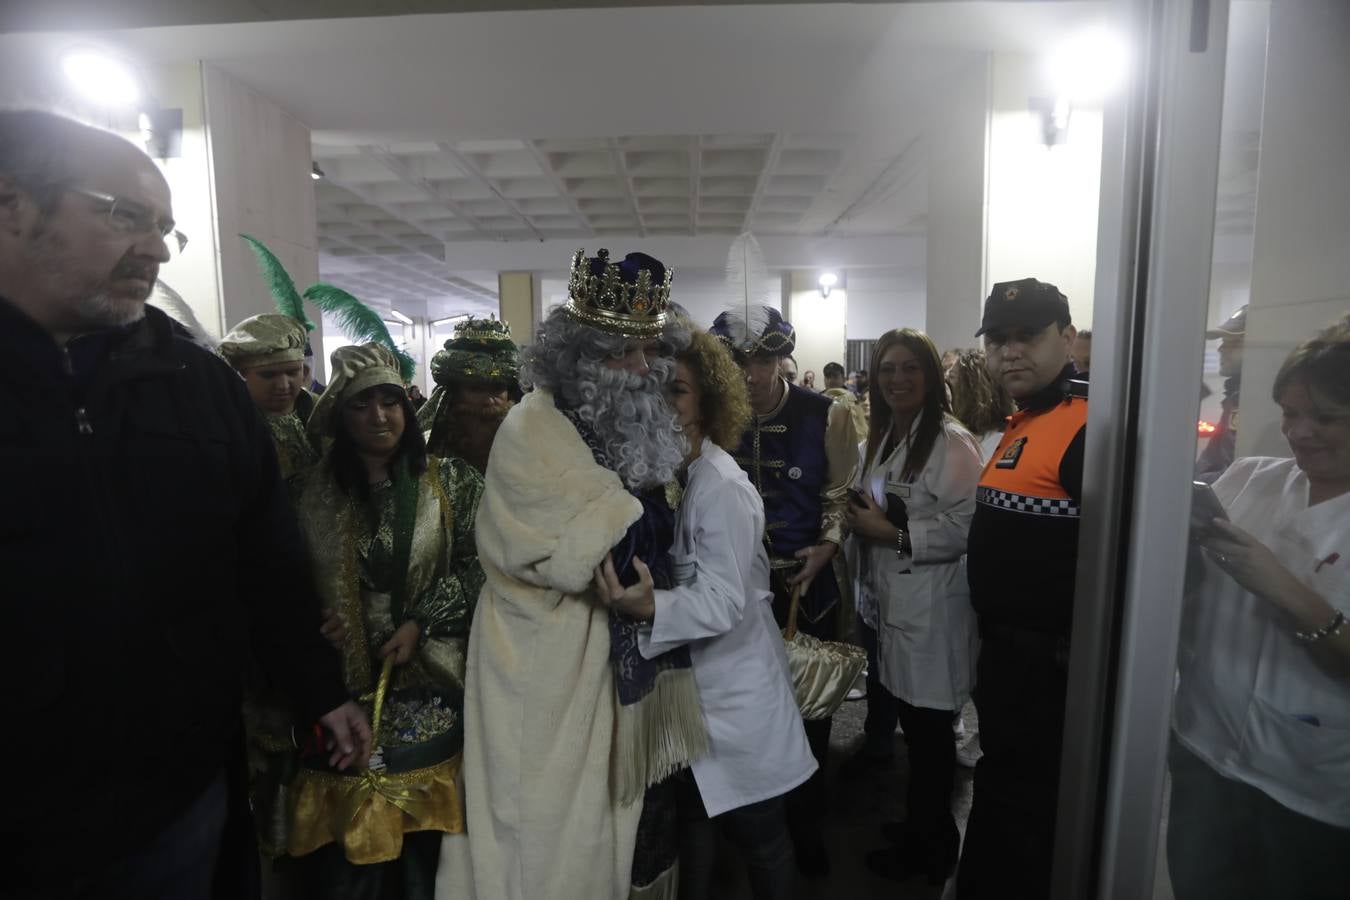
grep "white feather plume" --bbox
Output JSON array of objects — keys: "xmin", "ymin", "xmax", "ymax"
[
  {"xmin": 149, "ymin": 280, "xmax": 217, "ymax": 351},
  {"xmin": 722, "ymin": 232, "xmax": 775, "ymax": 346}
]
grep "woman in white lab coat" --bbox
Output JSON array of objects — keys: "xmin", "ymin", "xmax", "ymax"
[
  {"xmin": 1169, "ymin": 316, "xmax": 1350, "ymax": 900},
  {"xmin": 845, "ymin": 328, "xmax": 983, "ymax": 886},
  {"xmin": 594, "ymin": 327, "xmax": 815, "ymax": 900}
]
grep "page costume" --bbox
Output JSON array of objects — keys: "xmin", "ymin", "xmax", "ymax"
[
  {"xmin": 417, "ymin": 317, "xmax": 520, "ymax": 475},
  {"xmin": 290, "ymin": 344, "xmax": 485, "ymax": 897}
]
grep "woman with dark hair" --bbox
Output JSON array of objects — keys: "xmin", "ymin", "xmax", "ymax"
[
  {"xmin": 594, "ymin": 326, "xmax": 816, "ymax": 900},
  {"xmin": 1169, "ymin": 314, "xmax": 1350, "ymax": 899},
  {"xmin": 844, "ymin": 328, "xmax": 982, "ymax": 886},
  {"xmin": 290, "ymin": 343, "xmax": 485, "ymax": 899},
  {"xmin": 946, "ymin": 347, "xmax": 1015, "ymax": 461}
]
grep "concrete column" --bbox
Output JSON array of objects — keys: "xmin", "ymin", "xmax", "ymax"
[
  {"xmin": 202, "ymin": 65, "xmax": 323, "ymax": 368},
  {"xmin": 925, "ymin": 57, "xmax": 990, "ymax": 352},
  {"xmin": 786, "ymin": 270, "xmax": 846, "ymax": 380},
  {"xmin": 1236, "ymin": 1, "xmax": 1350, "ymax": 456},
  {"xmin": 498, "ymin": 271, "xmax": 542, "ymax": 345}
]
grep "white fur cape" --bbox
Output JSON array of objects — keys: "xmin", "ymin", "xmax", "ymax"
[{"xmin": 437, "ymin": 389, "xmax": 645, "ymax": 900}]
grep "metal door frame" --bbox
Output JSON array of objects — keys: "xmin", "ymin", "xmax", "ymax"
[{"xmin": 1051, "ymin": 1, "xmax": 1232, "ymax": 897}]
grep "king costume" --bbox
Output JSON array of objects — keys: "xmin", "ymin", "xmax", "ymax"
[{"xmin": 442, "ymin": 249, "xmax": 703, "ymax": 900}]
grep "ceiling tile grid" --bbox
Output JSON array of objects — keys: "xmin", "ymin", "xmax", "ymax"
[{"xmin": 313, "ymin": 132, "xmax": 861, "ymax": 310}]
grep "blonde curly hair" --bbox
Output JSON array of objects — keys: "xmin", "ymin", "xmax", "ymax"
[
  {"xmin": 676, "ymin": 326, "xmax": 753, "ymax": 451},
  {"xmin": 947, "ymin": 347, "xmax": 1013, "ymax": 436}
]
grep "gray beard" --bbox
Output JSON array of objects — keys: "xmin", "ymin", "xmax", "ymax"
[
  {"xmin": 76, "ymin": 291, "xmax": 147, "ymax": 330},
  {"xmin": 573, "ymin": 359, "xmax": 685, "ymax": 491}
]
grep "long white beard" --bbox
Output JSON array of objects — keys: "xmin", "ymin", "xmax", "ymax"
[{"xmin": 573, "ymin": 359, "xmax": 684, "ymax": 491}]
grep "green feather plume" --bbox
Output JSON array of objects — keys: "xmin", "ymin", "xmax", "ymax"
[
  {"xmin": 303, "ymin": 282, "xmax": 416, "ymax": 382},
  {"xmin": 239, "ymin": 233, "xmax": 316, "ymax": 332}
]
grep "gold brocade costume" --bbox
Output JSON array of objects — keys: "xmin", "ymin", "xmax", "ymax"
[
  {"xmin": 290, "ymin": 454, "xmax": 486, "ymax": 865},
  {"xmin": 266, "ymin": 411, "xmax": 320, "ymax": 481}
]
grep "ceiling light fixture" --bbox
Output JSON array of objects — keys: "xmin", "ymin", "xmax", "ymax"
[
  {"xmin": 1035, "ymin": 28, "xmax": 1129, "ymax": 147},
  {"xmin": 818, "ymin": 272, "xmax": 839, "ymax": 299},
  {"xmin": 61, "ymin": 48, "xmax": 141, "ymax": 107},
  {"xmin": 432, "ymin": 314, "xmax": 471, "ymax": 328},
  {"xmin": 311, "ymin": 162, "xmax": 326, "ymax": 181},
  {"xmin": 1047, "ymin": 28, "xmax": 1129, "ymax": 104},
  {"xmin": 389, "ymin": 309, "xmax": 414, "ymax": 325}
]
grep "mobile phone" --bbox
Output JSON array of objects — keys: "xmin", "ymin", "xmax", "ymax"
[{"xmin": 1191, "ymin": 481, "xmax": 1228, "ymax": 524}]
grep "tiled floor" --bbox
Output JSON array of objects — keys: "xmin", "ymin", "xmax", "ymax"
[{"xmin": 714, "ymin": 696, "xmax": 978, "ymax": 899}]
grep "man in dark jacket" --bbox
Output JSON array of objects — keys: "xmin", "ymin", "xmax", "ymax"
[{"xmin": 0, "ymin": 110, "xmax": 369, "ymax": 897}]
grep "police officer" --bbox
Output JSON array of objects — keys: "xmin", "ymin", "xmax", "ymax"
[
  {"xmin": 710, "ymin": 305, "xmax": 859, "ymax": 877},
  {"xmin": 957, "ymin": 278, "xmax": 1087, "ymax": 899}
]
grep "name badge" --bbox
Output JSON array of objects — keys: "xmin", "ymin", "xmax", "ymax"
[
  {"xmin": 886, "ymin": 482, "xmax": 912, "ymax": 499},
  {"xmin": 995, "ymin": 436, "xmax": 1028, "ymax": 469}
]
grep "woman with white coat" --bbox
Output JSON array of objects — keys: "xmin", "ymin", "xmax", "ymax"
[
  {"xmin": 845, "ymin": 328, "xmax": 983, "ymax": 887},
  {"xmin": 594, "ymin": 327, "xmax": 816, "ymax": 900}
]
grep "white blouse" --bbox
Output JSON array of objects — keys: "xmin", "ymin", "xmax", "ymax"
[{"xmin": 1174, "ymin": 456, "xmax": 1350, "ymax": 827}]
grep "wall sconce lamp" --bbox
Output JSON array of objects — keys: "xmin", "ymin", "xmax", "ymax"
[
  {"xmin": 311, "ymin": 162, "xmax": 326, "ymax": 181},
  {"xmin": 818, "ymin": 272, "xmax": 839, "ymax": 299},
  {"xmin": 1035, "ymin": 28, "xmax": 1129, "ymax": 148},
  {"xmin": 62, "ymin": 47, "xmax": 182, "ymax": 159}
]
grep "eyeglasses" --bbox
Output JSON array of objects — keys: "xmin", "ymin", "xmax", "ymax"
[{"xmin": 68, "ymin": 187, "xmax": 188, "ymax": 254}]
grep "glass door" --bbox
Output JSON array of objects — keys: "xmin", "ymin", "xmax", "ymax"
[{"xmin": 1060, "ymin": 1, "xmax": 1350, "ymax": 897}]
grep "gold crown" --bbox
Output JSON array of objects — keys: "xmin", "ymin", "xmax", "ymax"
[
  {"xmin": 453, "ymin": 317, "xmax": 514, "ymax": 344},
  {"xmin": 564, "ymin": 248, "xmax": 672, "ymax": 338}
]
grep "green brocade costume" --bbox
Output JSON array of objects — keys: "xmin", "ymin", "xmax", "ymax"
[{"xmin": 289, "ymin": 453, "xmax": 486, "ymax": 870}]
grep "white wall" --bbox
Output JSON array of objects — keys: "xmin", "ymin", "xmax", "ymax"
[
  {"xmin": 846, "ymin": 267, "xmax": 926, "ymax": 342},
  {"xmin": 204, "ymin": 64, "xmax": 323, "ymax": 364},
  {"xmin": 140, "ymin": 62, "xmax": 225, "ymax": 339},
  {"xmin": 926, "ymin": 56, "xmax": 989, "ymax": 351},
  {"xmin": 1236, "ymin": 0, "xmax": 1350, "ymax": 456},
  {"xmin": 787, "ymin": 270, "xmax": 847, "ymax": 381},
  {"xmin": 985, "ymin": 53, "xmax": 1104, "ymax": 330}
]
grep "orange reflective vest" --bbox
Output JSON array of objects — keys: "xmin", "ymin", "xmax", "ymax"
[{"xmin": 968, "ymin": 390, "xmax": 1087, "ymax": 635}]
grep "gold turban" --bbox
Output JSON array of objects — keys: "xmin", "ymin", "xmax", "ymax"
[
  {"xmin": 307, "ymin": 343, "xmax": 407, "ymax": 444},
  {"xmin": 218, "ymin": 314, "xmax": 308, "ymax": 370}
]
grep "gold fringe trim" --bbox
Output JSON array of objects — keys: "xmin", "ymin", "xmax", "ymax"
[
  {"xmin": 613, "ymin": 667, "xmax": 709, "ymax": 806},
  {"xmin": 288, "ymin": 755, "xmax": 464, "ymax": 865},
  {"xmin": 630, "ymin": 862, "xmax": 679, "ymax": 900}
]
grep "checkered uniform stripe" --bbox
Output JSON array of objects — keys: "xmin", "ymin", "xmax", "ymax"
[{"xmin": 977, "ymin": 486, "xmax": 1080, "ymax": 518}]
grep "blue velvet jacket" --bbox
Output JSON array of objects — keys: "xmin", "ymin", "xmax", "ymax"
[{"xmin": 730, "ymin": 381, "xmax": 857, "ymax": 624}]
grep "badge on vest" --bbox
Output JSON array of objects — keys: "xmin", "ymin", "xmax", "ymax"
[
  {"xmin": 995, "ymin": 436, "xmax": 1028, "ymax": 469},
  {"xmin": 788, "ymin": 466, "xmax": 803, "ymax": 480}
]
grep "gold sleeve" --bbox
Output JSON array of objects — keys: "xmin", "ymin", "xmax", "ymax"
[{"xmin": 819, "ymin": 398, "xmax": 860, "ymax": 546}]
